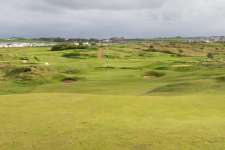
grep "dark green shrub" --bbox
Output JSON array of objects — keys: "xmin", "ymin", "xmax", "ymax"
[
  {"xmin": 216, "ymin": 76, "xmax": 225, "ymax": 82},
  {"xmin": 62, "ymin": 77, "xmax": 81, "ymax": 82},
  {"xmin": 154, "ymin": 66, "xmax": 169, "ymax": 70},
  {"xmin": 178, "ymin": 49, "xmax": 183, "ymax": 53},
  {"xmin": 63, "ymin": 52, "xmax": 81, "ymax": 58},
  {"xmin": 207, "ymin": 53, "xmax": 214, "ymax": 59},
  {"xmin": 144, "ymin": 70, "xmax": 166, "ymax": 77},
  {"xmin": 64, "ymin": 68, "xmax": 80, "ymax": 74},
  {"xmin": 19, "ymin": 56, "xmax": 29, "ymax": 60},
  {"xmin": 149, "ymin": 45, "xmax": 154, "ymax": 49},
  {"xmin": 51, "ymin": 44, "xmax": 88, "ymax": 51}
]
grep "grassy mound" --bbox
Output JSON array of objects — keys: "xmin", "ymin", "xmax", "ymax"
[
  {"xmin": 149, "ymin": 82, "xmax": 195, "ymax": 93},
  {"xmin": 5, "ymin": 66, "xmax": 52, "ymax": 83},
  {"xmin": 171, "ymin": 64, "xmax": 197, "ymax": 72}
]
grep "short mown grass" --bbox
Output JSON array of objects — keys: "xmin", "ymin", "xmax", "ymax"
[
  {"xmin": 1, "ymin": 42, "xmax": 225, "ymax": 149},
  {"xmin": 0, "ymin": 93, "xmax": 225, "ymax": 150}
]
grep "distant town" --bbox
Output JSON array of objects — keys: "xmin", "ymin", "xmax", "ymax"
[{"xmin": 1, "ymin": 36, "xmax": 225, "ymax": 48}]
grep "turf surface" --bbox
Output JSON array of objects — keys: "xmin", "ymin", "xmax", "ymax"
[
  {"xmin": 1, "ymin": 42, "xmax": 225, "ymax": 149},
  {"xmin": 1, "ymin": 93, "xmax": 225, "ymax": 150}
]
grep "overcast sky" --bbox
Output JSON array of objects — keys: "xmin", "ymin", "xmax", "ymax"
[{"xmin": 1, "ymin": 0, "xmax": 225, "ymax": 38}]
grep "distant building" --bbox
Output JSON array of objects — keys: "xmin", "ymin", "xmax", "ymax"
[
  {"xmin": 74, "ymin": 42, "xmax": 79, "ymax": 46},
  {"xmin": 82, "ymin": 42, "xmax": 90, "ymax": 46},
  {"xmin": 110, "ymin": 37, "xmax": 126, "ymax": 43},
  {"xmin": 185, "ymin": 36, "xmax": 225, "ymax": 43}
]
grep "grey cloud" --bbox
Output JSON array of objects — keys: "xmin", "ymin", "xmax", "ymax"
[
  {"xmin": 1, "ymin": 0, "xmax": 225, "ymax": 38},
  {"xmin": 28, "ymin": 0, "xmax": 167, "ymax": 11}
]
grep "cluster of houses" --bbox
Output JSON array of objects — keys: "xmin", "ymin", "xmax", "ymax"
[
  {"xmin": 73, "ymin": 42, "xmax": 90, "ymax": 46},
  {"xmin": 0, "ymin": 42, "xmax": 55, "ymax": 48},
  {"xmin": 0, "ymin": 42, "xmax": 30, "ymax": 48},
  {"xmin": 0, "ymin": 41, "xmax": 106, "ymax": 48},
  {"xmin": 185, "ymin": 36, "xmax": 225, "ymax": 43},
  {"xmin": 2, "ymin": 36, "xmax": 225, "ymax": 48},
  {"xmin": 0, "ymin": 37, "xmax": 128, "ymax": 48}
]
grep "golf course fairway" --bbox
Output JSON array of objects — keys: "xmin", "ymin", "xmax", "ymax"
[{"xmin": 0, "ymin": 93, "xmax": 225, "ymax": 150}]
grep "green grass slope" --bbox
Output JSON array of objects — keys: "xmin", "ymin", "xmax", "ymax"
[
  {"xmin": 1, "ymin": 45, "xmax": 225, "ymax": 95},
  {"xmin": 0, "ymin": 93, "xmax": 225, "ymax": 150}
]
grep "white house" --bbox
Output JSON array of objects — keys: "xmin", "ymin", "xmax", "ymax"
[
  {"xmin": 82, "ymin": 42, "xmax": 90, "ymax": 46},
  {"xmin": 74, "ymin": 42, "xmax": 80, "ymax": 46}
]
